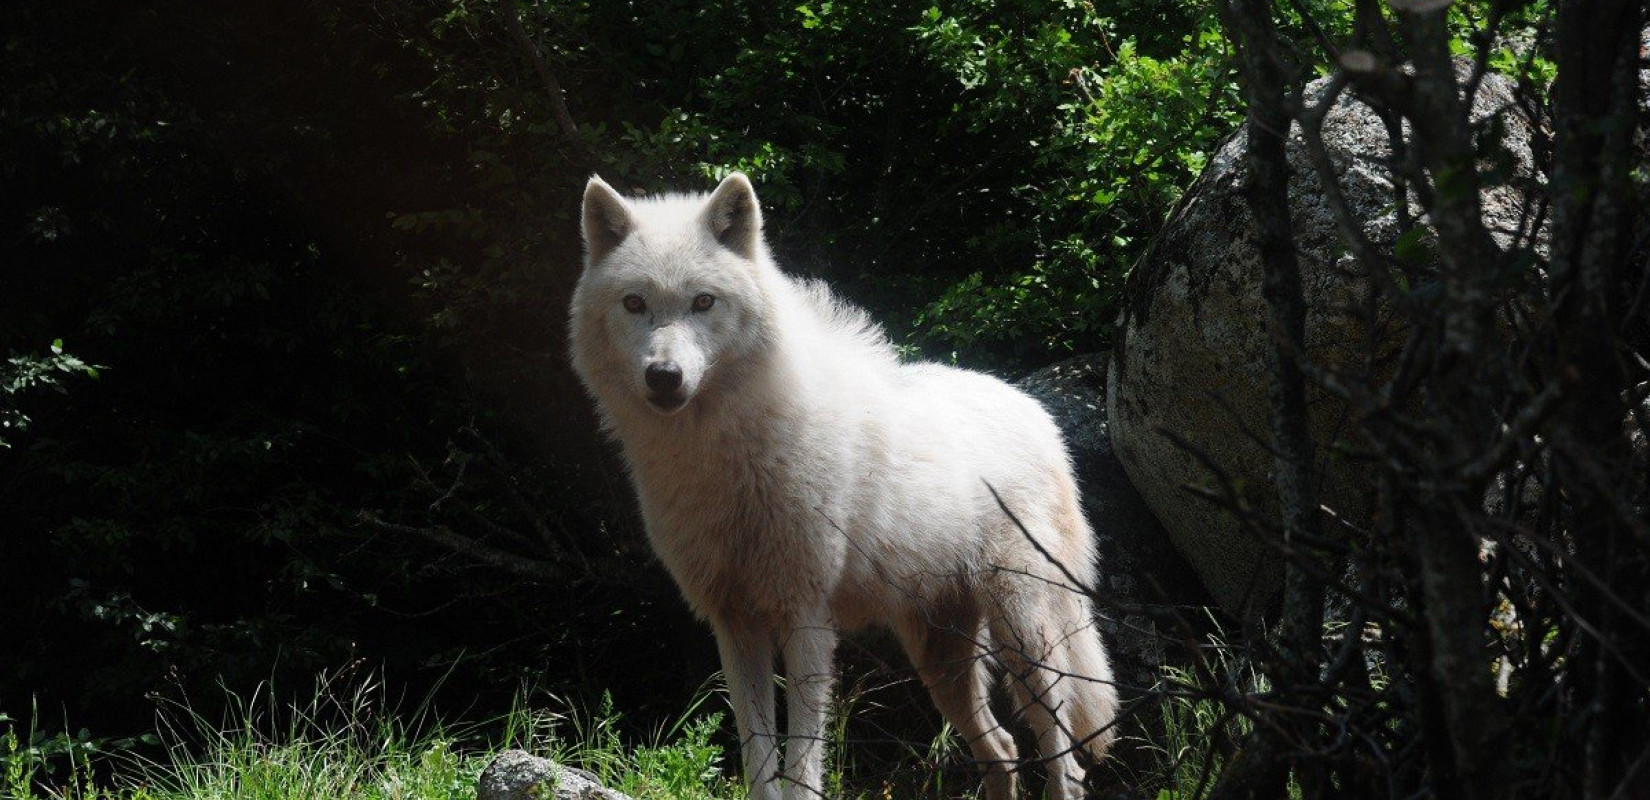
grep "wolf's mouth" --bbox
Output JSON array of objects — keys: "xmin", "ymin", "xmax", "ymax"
[{"xmin": 647, "ymin": 393, "xmax": 688, "ymax": 412}]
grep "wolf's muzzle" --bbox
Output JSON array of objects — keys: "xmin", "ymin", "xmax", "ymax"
[{"xmin": 645, "ymin": 361, "xmax": 688, "ymax": 411}]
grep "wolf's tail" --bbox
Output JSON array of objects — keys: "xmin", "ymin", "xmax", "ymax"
[
  {"xmin": 1001, "ymin": 607, "xmax": 1121, "ymax": 761},
  {"xmin": 1063, "ymin": 617, "xmax": 1120, "ymax": 761}
]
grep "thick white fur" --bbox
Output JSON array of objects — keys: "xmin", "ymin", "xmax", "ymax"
[{"xmin": 569, "ymin": 173, "xmax": 1118, "ymax": 800}]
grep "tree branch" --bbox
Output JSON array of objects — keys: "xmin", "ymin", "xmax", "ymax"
[
  {"xmin": 358, "ymin": 510, "xmax": 564, "ymax": 583},
  {"xmin": 504, "ymin": 1, "xmax": 593, "ymax": 168}
]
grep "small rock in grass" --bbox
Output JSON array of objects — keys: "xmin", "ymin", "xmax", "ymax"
[{"xmin": 477, "ymin": 750, "xmax": 634, "ymax": 800}]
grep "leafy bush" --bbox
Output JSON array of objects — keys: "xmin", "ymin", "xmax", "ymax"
[
  {"xmin": 1, "ymin": 340, "xmax": 101, "ymax": 449},
  {"xmin": 912, "ymin": 0, "xmax": 1241, "ymax": 365}
]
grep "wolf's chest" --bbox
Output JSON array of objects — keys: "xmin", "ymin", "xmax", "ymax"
[{"xmin": 625, "ymin": 433, "xmax": 847, "ymax": 619}]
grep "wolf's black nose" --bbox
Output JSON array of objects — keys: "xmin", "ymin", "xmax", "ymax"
[{"xmin": 645, "ymin": 361, "xmax": 684, "ymax": 392}]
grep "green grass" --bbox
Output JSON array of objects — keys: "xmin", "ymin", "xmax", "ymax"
[
  {"xmin": 4, "ymin": 662, "xmax": 1242, "ymax": 800},
  {"xmin": 0, "ymin": 674, "xmax": 744, "ymax": 800},
  {"xmin": 0, "ymin": 674, "xmax": 964, "ymax": 800},
  {"xmin": 1125, "ymin": 622, "xmax": 1270, "ymax": 800}
]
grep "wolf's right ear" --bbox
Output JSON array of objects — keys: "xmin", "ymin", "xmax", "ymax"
[{"xmin": 582, "ymin": 175, "xmax": 634, "ymax": 266}]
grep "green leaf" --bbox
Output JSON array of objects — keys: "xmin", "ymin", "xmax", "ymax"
[{"xmin": 1394, "ymin": 228, "xmax": 1432, "ymax": 264}]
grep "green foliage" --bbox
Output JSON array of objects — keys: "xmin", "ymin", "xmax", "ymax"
[
  {"xmin": 1, "ymin": 705, "xmax": 156, "ymax": 800},
  {"xmin": 1, "ymin": 340, "xmax": 101, "ymax": 449},
  {"xmin": 1449, "ymin": 0, "xmax": 1558, "ymax": 86},
  {"xmin": 910, "ymin": 0, "xmax": 1242, "ymax": 365},
  {"xmin": 385, "ymin": 0, "xmax": 1238, "ymax": 368}
]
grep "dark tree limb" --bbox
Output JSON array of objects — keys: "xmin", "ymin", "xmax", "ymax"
[
  {"xmin": 1383, "ymin": 6, "xmax": 1515, "ymax": 798},
  {"xmin": 1546, "ymin": 2, "xmax": 1646, "ymax": 798},
  {"xmin": 358, "ymin": 510, "xmax": 565, "ymax": 583},
  {"xmin": 1210, "ymin": 3, "xmax": 1330, "ymax": 797},
  {"xmin": 503, "ymin": 0, "xmax": 593, "ymax": 168},
  {"xmin": 461, "ymin": 425, "xmax": 593, "ymax": 574},
  {"xmin": 1397, "ymin": 3, "xmax": 1505, "ymax": 359}
]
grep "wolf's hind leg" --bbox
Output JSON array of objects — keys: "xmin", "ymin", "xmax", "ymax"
[
  {"xmin": 714, "ymin": 619, "xmax": 780, "ymax": 800},
  {"xmin": 903, "ymin": 621, "xmax": 1019, "ymax": 800}
]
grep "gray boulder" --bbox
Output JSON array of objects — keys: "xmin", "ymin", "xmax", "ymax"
[
  {"xmin": 477, "ymin": 750, "xmax": 633, "ymax": 800},
  {"xmin": 1020, "ymin": 353, "xmax": 1213, "ymax": 692},
  {"xmin": 1107, "ymin": 70, "xmax": 1540, "ymax": 616}
]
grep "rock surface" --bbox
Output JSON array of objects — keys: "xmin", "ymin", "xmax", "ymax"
[
  {"xmin": 1019, "ymin": 353, "xmax": 1213, "ymax": 692},
  {"xmin": 477, "ymin": 750, "xmax": 633, "ymax": 800},
  {"xmin": 1107, "ymin": 70, "xmax": 1540, "ymax": 616}
]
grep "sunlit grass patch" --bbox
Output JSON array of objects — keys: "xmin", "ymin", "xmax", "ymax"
[{"xmin": 1, "ymin": 673, "xmax": 747, "ymax": 800}]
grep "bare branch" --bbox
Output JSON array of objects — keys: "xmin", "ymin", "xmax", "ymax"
[
  {"xmin": 358, "ymin": 510, "xmax": 563, "ymax": 583},
  {"xmin": 503, "ymin": 1, "xmax": 593, "ymax": 168}
]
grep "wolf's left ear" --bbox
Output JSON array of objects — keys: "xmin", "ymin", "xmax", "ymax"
[
  {"xmin": 703, "ymin": 172, "xmax": 763, "ymax": 260},
  {"xmin": 582, "ymin": 175, "xmax": 634, "ymax": 267}
]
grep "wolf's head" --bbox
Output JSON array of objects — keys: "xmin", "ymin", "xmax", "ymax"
[{"xmin": 569, "ymin": 172, "xmax": 775, "ymax": 417}]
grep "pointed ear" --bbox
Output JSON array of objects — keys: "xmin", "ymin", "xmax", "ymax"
[
  {"xmin": 702, "ymin": 172, "xmax": 763, "ymax": 260},
  {"xmin": 582, "ymin": 175, "xmax": 634, "ymax": 266}
]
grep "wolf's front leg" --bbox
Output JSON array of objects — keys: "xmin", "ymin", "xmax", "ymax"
[
  {"xmin": 714, "ymin": 619, "xmax": 780, "ymax": 800},
  {"xmin": 780, "ymin": 611, "xmax": 838, "ymax": 800}
]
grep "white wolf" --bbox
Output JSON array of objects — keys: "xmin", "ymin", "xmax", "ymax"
[{"xmin": 568, "ymin": 172, "xmax": 1118, "ymax": 800}]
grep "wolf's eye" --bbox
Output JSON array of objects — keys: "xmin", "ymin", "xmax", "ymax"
[
  {"xmin": 622, "ymin": 295, "xmax": 646, "ymax": 314},
  {"xmin": 692, "ymin": 294, "xmax": 716, "ymax": 312}
]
